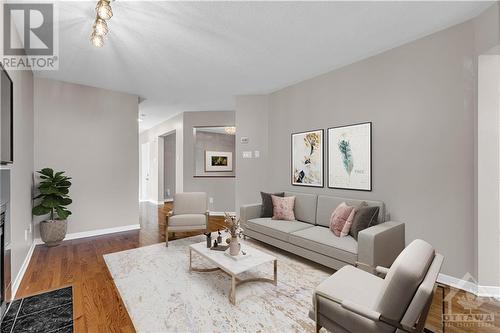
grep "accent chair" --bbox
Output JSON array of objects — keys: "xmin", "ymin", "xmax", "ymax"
[
  {"xmin": 165, "ymin": 192, "xmax": 209, "ymax": 247},
  {"xmin": 310, "ymin": 239, "xmax": 444, "ymax": 333}
]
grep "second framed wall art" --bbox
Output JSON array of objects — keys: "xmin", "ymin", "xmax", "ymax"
[
  {"xmin": 291, "ymin": 129, "xmax": 324, "ymax": 187},
  {"xmin": 327, "ymin": 122, "xmax": 372, "ymax": 191}
]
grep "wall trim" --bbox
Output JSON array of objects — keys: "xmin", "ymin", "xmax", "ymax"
[
  {"xmin": 209, "ymin": 211, "xmax": 235, "ymax": 216},
  {"xmin": 438, "ymin": 273, "xmax": 500, "ymax": 298},
  {"xmin": 11, "ymin": 241, "xmax": 36, "ymax": 300},
  {"xmin": 34, "ymin": 224, "xmax": 141, "ymax": 245},
  {"xmin": 139, "ymin": 200, "xmax": 162, "ymax": 205}
]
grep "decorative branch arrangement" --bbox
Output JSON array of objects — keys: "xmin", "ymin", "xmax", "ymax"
[{"xmin": 224, "ymin": 213, "xmax": 243, "ymax": 239}]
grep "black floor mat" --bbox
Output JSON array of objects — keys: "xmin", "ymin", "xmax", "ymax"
[{"xmin": 1, "ymin": 287, "xmax": 73, "ymax": 333}]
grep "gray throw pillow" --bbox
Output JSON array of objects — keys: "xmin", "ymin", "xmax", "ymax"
[
  {"xmin": 260, "ymin": 192, "xmax": 285, "ymax": 217},
  {"xmin": 349, "ymin": 206, "xmax": 380, "ymax": 240}
]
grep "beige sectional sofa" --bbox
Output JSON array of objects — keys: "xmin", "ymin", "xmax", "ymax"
[{"xmin": 240, "ymin": 191, "xmax": 405, "ymax": 273}]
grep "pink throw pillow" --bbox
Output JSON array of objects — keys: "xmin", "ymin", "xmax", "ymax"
[
  {"xmin": 330, "ymin": 202, "xmax": 354, "ymax": 237},
  {"xmin": 271, "ymin": 195, "xmax": 296, "ymax": 221},
  {"xmin": 340, "ymin": 208, "xmax": 357, "ymax": 237}
]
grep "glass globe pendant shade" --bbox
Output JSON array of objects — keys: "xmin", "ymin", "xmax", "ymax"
[
  {"xmin": 90, "ymin": 32, "xmax": 104, "ymax": 47},
  {"xmin": 96, "ymin": 0, "xmax": 113, "ymax": 20},
  {"xmin": 93, "ymin": 18, "xmax": 108, "ymax": 36}
]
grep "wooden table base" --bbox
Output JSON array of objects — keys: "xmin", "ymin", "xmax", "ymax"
[{"xmin": 189, "ymin": 249, "xmax": 278, "ymax": 305}]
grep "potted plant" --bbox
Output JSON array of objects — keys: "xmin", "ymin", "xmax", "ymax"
[{"xmin": 32, "ymin": 168, "xmax": 72, "ymax": 246}]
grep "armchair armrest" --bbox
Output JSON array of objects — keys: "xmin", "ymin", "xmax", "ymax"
[
  {"xmin": 313, "ymin": 290, "xmax": 415, "ymax": 333},
  {"xmin": 375, "ymin": 266, "xmax": 390, "ymax": 277},
  {"xmin": 357, "ymin": 221, "xmax": 405, "ymax": 274},
  {"xmin": 341, "ymin": 300, "xmax": 381, "ymax": 321},
  {"xmin": 240, "ymin": 203, "xmax": 262, "ymax": 228}
]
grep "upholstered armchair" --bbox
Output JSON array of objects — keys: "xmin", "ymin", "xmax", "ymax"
[
  {"xmin": 165, "ymin": 192, "xmax": 209, "ymax": 247},
  {"xmin": 310, "ymin": 239, "xmax": 443, "ymax": 333}
]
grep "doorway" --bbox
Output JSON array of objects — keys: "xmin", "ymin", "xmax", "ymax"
[
  {"xmin": 163, "ymin": 132, "xmax": 176, "ymax": 202},
  {"xmin": 140, "ymin": 142, "xmax": 151, "ymax": 202}
]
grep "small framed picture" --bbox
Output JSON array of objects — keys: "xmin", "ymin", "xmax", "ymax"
[
  {"xmin": 291, "ymin": 129, "xmax": 324, "ymax": 187},
  {"xmin": 205, "ymin": 151, "xmax": 233, "ymax": 172},
  {"xmin": 328, "ymin": 122, "xmax": 372, "ymax": 191}
]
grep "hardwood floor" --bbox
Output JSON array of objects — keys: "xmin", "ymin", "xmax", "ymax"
[{"xmin": 14, "ymin": 202, "xmax": 500, "ymax": 332}]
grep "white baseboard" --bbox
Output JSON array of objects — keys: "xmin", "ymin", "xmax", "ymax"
[
  {"xmin": 210, "ymin": 211, "xmax": 235, "ymax": 216},
  {"xmin": 11, "ymin": 241, "xmax": 36, "ymax": 299},
  {"xmin": 139, "ymin": 200, "xmax": 162, "ymax": 205},
  {"xmin": 34, "ymin": 224, "xmax": 141, "ymax": 245},
  {"xmin": 438, "ymin": 273, "xmax": 500, "ymax": 298}
]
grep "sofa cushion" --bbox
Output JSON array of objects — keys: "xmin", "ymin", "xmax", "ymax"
[
  {"xmin": 246, "ymin": 218, "xmax": 313, "ymax": 242},
  {"xmin": 316, "ymin": 195, "xmax": 385, "ymax": 227},
  {"xmin": 349, "ymin": 206, "xmax": 380, "ymax": 240},
  {"xmin": 169, "ymin": 214, "xmax": 206, "ymax": 227},
  {"xmin": 375, "ymin": 239, "xmax": 435, "ymax": 322},
  {"xmin": 285, "ymin": 191, "xmax": 317, "ymax": 224},
  {"xmin": 290, "ymin": 226, "xmax": 358, "ymax": 264},
  {"xmin": 272, "ymin": 195, "xmax": 296, "ymax": 221},
  {"xmin": 260, "ymin": 191, "xmax": 284, "ymax": 217},
  {"xmin": 314, "ymin": 266, "xmax": 393, "ymax": 333}
]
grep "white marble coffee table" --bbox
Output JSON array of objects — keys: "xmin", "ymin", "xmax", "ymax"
[{"xmin": 189, "ymin": 241, "xmax": 277, "ymax": 305}]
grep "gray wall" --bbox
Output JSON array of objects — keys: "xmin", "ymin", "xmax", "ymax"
[
  {"xmin": 34, "ymin": 78, "xmax": 139, "ymax": 235},
  {"xmin": 8, "ymin": 64, "xmax": 34, "ymax": 297},
  {"xmin": 183, "ymin": 111, "xmax": 235, "ymax": 212},
  {"xmin": 163, "ymin": 132, "xmax": 176, "ymax": 200},
  {"xmin": 236, "ymin": 14, "xmax": 498, "ymax": 279},
  {"xmin": 235, "ymin": 95, "xmax": 269, "ymax": 212},
  {"xmin": 0, "ymin": 6, "xmax": 36, "ymax": 298},
  {"xmin": 194, "ymin": 130, "xmax": 235, "ymax": 177}
]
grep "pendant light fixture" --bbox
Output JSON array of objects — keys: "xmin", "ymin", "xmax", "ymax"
[
  {"xmin": 93, "ymin": 18, "xmax": 108, "ymax": 36},
  {"xmin": 96, "ymin": 0, "xmax": 113, "ymax": 20},
  {"xmin": 90, "ymin": 32, "xmax": 104, "ymax": 48},
  {"xmin": 90, "ymin": 0, "xmax": 113, "ymax": 47}
]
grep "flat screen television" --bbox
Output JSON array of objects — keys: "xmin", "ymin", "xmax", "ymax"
[{"xmin": 0, "ymin": 65, "xmax": 12, "ymax": 165}]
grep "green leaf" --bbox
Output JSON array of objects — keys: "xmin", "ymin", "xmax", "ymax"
[
  {"xmin": 39, "ymin": 186, "xmax": 61, "ymax": 195},
  {"xmin": 39, "ymin": 168, "xmax": 54, "ymax": 178},
  {"xmin": 56, "ymin": 180, "xmax": 71, "ymax": 187},
  {"xmin": 54, "ymin": 171, "xmax": 65, "ymax": 178},
  {"xmin": 60, "ymin": 198, "xmax": 72, "ymax": 206},
  {"xmin": 41, "ymin": 195, "xmax": 63, "ymax": 208},
  {"xmin": 55, "ymin": 207, "xmax": 71, "ymax": 220},
  {"xmin": 32, "ymin": 205, "xmax": 51, "ymax": 216},
  {"xmin": 58, "ymin": 188, "xmax": 69, "ymax": 195}
]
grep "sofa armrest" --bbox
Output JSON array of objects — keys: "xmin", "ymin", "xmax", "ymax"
[
  {"xmin": 240, "ymin": 203, "xmax": 262, "ymax": 228},
  {"xmin": 357, "ymin": 221, "xmax": 405, "ymax": 274}
]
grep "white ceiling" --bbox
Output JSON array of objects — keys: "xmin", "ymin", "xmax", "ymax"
[{"xmin": 35, "ymin": 1, "xmax": 493, "ymax": 131}]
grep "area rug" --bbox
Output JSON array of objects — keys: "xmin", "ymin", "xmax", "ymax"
[
  {"xmin": 1, "ymin": 286, "xmax": 73, "ymax": 333},
  {"xmin": 104, "ymin": 235, "xmax": 333, "ymax": 332}
]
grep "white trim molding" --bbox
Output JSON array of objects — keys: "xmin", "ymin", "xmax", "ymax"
[
  {"xmin": 11, "ymin": 241, "xmax": 37, "ymax": 299},
  {"xmin": 34, "ymin": 224, "xmax": 141, "ymax": 245},
  {"xmin": 438, "ymin": 273, "xmax": 500, "ymax": 298},
  {"xmin": 209, "ymin": 211, "xmax": 235, "ymax": 216},
  {"xmin": 139, "ymin": 200, "xmax": 163, "ymax": 205}
]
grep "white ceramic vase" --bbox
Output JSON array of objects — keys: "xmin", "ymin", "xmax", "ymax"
[{"xmin": 229, "ymin": 237, "xmax": 240, "ymax": 256}]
